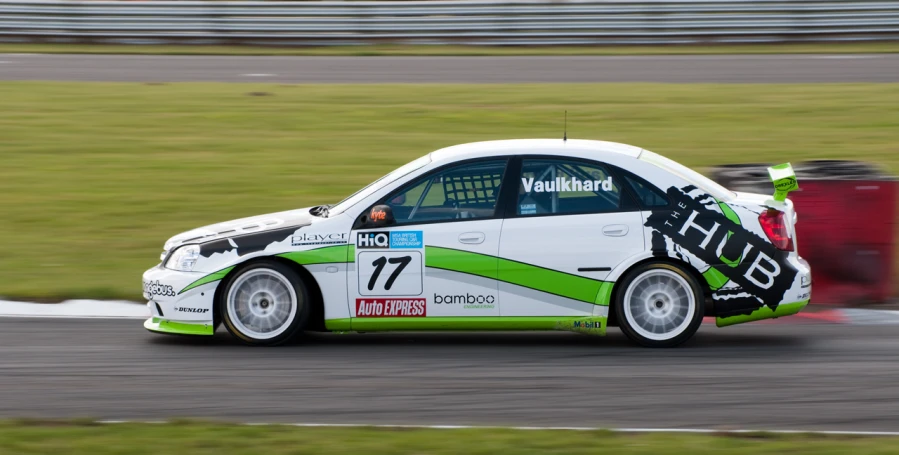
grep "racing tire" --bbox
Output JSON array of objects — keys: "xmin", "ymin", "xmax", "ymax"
[
  {"xmin": 219, "ymin": 260, "xmax": 310, "ymax": 346},
  {"xmin": 614, "ymin": 262, "xmax": 704, "ymax": 348}
]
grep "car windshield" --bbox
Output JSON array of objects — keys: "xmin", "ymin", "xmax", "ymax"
[
  {"xmin": 640, "ymin": 150, "xmax": 736, "ymax": 201},
  {"xmin": 329, "ymin": 154, "xmax": 432, "ymax": 216}
]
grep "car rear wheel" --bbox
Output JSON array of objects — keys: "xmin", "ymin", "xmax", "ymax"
[
  {"xmin": 220, "ymin": 260, "xmax": 309, "ymax": 346},
  {"xmin": 615, "ymin": 262, "xmax": 704, "ymax": 348}
]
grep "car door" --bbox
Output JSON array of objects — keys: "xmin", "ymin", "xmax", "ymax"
[
  {"xmin": 349, "ymin": 159, "xmax": 511, "ymax": 326},
  {"xmin": 498, "ymin": 157, "xmax": 645, "ymax": 316}
]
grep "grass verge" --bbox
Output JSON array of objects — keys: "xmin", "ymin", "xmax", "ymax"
[
  {"xmin": 2, "ymin": 42, "xmax": 899, "ymax": 56},
  {"xmin": 2, "ymin": 421, "xmax": 899, "ymax": 455},
  {"xmin": 1, "ymin": 82, "xmax": 898, "ymax": 300}
]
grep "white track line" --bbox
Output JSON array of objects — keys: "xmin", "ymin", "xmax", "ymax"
[
  {"xmin": 809, "ymin": 55, "xmax": 879, "ymax": 59},
  {"xmin": 92, "ymin": 420, "xmax": 899, "ymax": 436},
  {"xmin": 0, "ymin": 299, "xmax": 147, "ymax": 319}
]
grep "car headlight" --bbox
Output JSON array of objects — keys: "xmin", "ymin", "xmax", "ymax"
[{"xmin": 165, "ymin": 245, "xmax": 200, "ymax": 272}]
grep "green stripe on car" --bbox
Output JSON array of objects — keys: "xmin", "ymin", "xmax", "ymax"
[
  {"xmin": 179, "ymin": 266, "xmax": 234, "ymax": 294},
  {"xmin": 278, "ymin": 244, "xmax": 352, "ymax": 265},
  {"xmin": 425, "ymin": 246, "xmax": 613, "ymax": 305},
  {"xmin": 180, "ymin": 245, "xmax": 353, "ymax": 295}
]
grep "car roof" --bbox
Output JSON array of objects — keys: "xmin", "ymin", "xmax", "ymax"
[{"xmin": 429, "ymin": 139, "xmax": 644, "ymax": 163}]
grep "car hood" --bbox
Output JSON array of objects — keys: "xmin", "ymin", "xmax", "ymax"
[{"xmin": 163, "ymin": 207, "xmax": 317, "ymax": 252}]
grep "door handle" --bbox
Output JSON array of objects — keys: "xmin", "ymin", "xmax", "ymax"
[
  {"xmin": 459, "ymin": 232, "xmax": 486, "ymax": 244},
  {"xmin": 602, "ymin": 224, "xmax": 629, "ymax": 237}
]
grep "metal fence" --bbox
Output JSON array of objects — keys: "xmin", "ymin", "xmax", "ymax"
[{"xmin": 2, "ymin": 0, "xmax": 899, "ymax": 46}]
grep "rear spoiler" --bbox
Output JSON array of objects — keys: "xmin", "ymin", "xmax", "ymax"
[{"xmin": 768, "ymin": 163, "xmax": 798, "ymax": 202}]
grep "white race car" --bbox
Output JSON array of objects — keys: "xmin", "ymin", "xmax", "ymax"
[{"xmin": 143, "ymin": 139, "xmax": 811, "ymax": 347}]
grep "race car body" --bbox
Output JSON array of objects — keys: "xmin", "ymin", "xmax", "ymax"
[{"xmin": 143, "ymin": 139, "xmax": 811, "ymax": 347}]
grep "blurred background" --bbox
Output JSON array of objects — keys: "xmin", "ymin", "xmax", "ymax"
[{"xmin": 1, "ymin": 0, "xmax": 899, "ymax": 453}]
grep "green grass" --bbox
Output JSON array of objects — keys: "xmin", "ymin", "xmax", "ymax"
[
  {"xmin": 1, "ymin": 421, "xmax": 899, "ymax": 455},
  {"xmin": 2, "ymin": 82, "xmax": 898, "ymax": 300},
  {"xmin": 3, "ymin": 42, "xmax": 899, "ymax": 56}
]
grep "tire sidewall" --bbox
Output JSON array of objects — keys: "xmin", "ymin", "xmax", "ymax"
[
  {"xmin": 219, "ymin": 260, "xmax": 310, "ymax": 346},
  {"xmin": 615, "ymin": 262, "xmax": 704, "ymax": 348}
]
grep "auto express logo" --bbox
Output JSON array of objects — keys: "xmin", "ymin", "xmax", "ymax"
[
  {"xmin": 644, "ymin": 186, "xmax": 797, "ymax": 317},
  {"xmin": 143, "ymin": 280, "xmax": 176, "ymax": 297},
  {"xmin": 356, "ymin": 298, "xmax": 426, "ymax": 317}
]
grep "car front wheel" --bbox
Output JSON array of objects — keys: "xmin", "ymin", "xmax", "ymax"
[
  {"xmin": 220, "ymin": 260, "xmax": 309, "ymax": 346},
  {"xmin": 615, "ymin": 262, "xmax": 704, "ymax": 348}
]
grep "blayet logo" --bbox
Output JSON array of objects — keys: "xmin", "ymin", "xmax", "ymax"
[
  {"xmin": 357, "ymin": 232, "xmax": 390, "ymax": 249},
  {"xmin": 292, "ymin": 232, "xmax": 347, "ymax": 246},
  {"xmin": 356, "ymin": 231, "xmax": 423, "ymax": 249},
  {"xmin": 355, "ymin": 298, "xmax": 426, "ymax": 317}
]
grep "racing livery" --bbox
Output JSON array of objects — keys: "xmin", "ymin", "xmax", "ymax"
[{"xmin": 143, "ymin": 139, "xmax": 811, "ymax": 347}]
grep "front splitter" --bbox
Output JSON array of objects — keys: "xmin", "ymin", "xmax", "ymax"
[{"xmin": 144, "ymin": 317, "xmax": 214, "ymax": 335}]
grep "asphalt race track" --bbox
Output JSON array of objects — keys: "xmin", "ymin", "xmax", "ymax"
[
  {"xmin": 2, "ymin": 54, "xmax": 899, "ymax": 83},
  {"xmin": 1, "ymin": 317, "xmax": 898, "ymax": 431}
]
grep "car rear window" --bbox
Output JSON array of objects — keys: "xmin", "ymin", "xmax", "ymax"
[{"xmin": 639, "ymin": 150, "xmax": 735, "ymax": 201}]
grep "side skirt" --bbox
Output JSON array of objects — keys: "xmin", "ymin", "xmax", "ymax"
[{"xmin": 324, "ymin": 316, "xmax": 607, "ymax": 336}]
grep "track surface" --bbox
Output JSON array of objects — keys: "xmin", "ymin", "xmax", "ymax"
[
  {"xmin": 2, "ymin": 318, "xmax": 898, "ymax": 431},
  {"xmin": 2, "ymin": 54, "xmax": 899, "ymax": 83}
]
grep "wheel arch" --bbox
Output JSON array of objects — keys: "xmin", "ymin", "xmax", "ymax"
[
  {"xmin": 605, "ymin": 254, "xmax": 713, "ymax": 327},
  {"xmin": 212, "ymin": 256, "xmax": 327, "ymax": 332}
]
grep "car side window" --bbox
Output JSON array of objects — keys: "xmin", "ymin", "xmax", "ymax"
[
  {"xmin": 517, "ymin": 159, "xmax": 625, "ymax": 216},
  {"xmin": 621, "ymin": 172, "xmax": 670, "ymax": 208},
  {"xmin": 385, "ymin": 160, "xmax": 507, "ymax": 224}
]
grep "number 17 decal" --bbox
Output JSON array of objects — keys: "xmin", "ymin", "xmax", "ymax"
[
  {"xmin": 358, "ymin": 251, "xmax": 423, "ymax": 296},
  {"xmin": 367, "ymin": 255, "xmax": 412, "ymax": 291}
]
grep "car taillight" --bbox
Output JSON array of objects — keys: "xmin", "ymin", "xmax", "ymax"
[{"xmin": 758, "ymin": 209, "xmax": 794, "ymax": 251}]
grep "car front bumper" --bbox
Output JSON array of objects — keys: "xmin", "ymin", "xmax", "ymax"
[{"xmin": 142, "ymin": 265, "xmax": 221, "ymax": 336}]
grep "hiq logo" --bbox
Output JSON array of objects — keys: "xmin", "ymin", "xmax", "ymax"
[
  {"xmin": 356, "ymin": 231, "xmax": 423, "ymax": 249},
  {"xmin": 357, "ymin": 232, "xmax": 390, "ymax": 249}
]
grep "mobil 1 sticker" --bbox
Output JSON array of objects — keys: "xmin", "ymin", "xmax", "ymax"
[
  {"xmin": 356, "ymin": 231, "xmax": 423, "ymax": 249},
  {"xmin": 358, "ymin": 250, "xmax": 423, "ymax": 296}
]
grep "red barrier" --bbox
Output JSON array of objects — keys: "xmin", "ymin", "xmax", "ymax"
[{"xmin": 791, "ymin": 180, "xmax": 897, "ymax": 304}]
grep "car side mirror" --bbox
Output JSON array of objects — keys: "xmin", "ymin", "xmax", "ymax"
[{"xmin": 359, "ymin": 205, "xmax": 395, "ymax": 229}]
